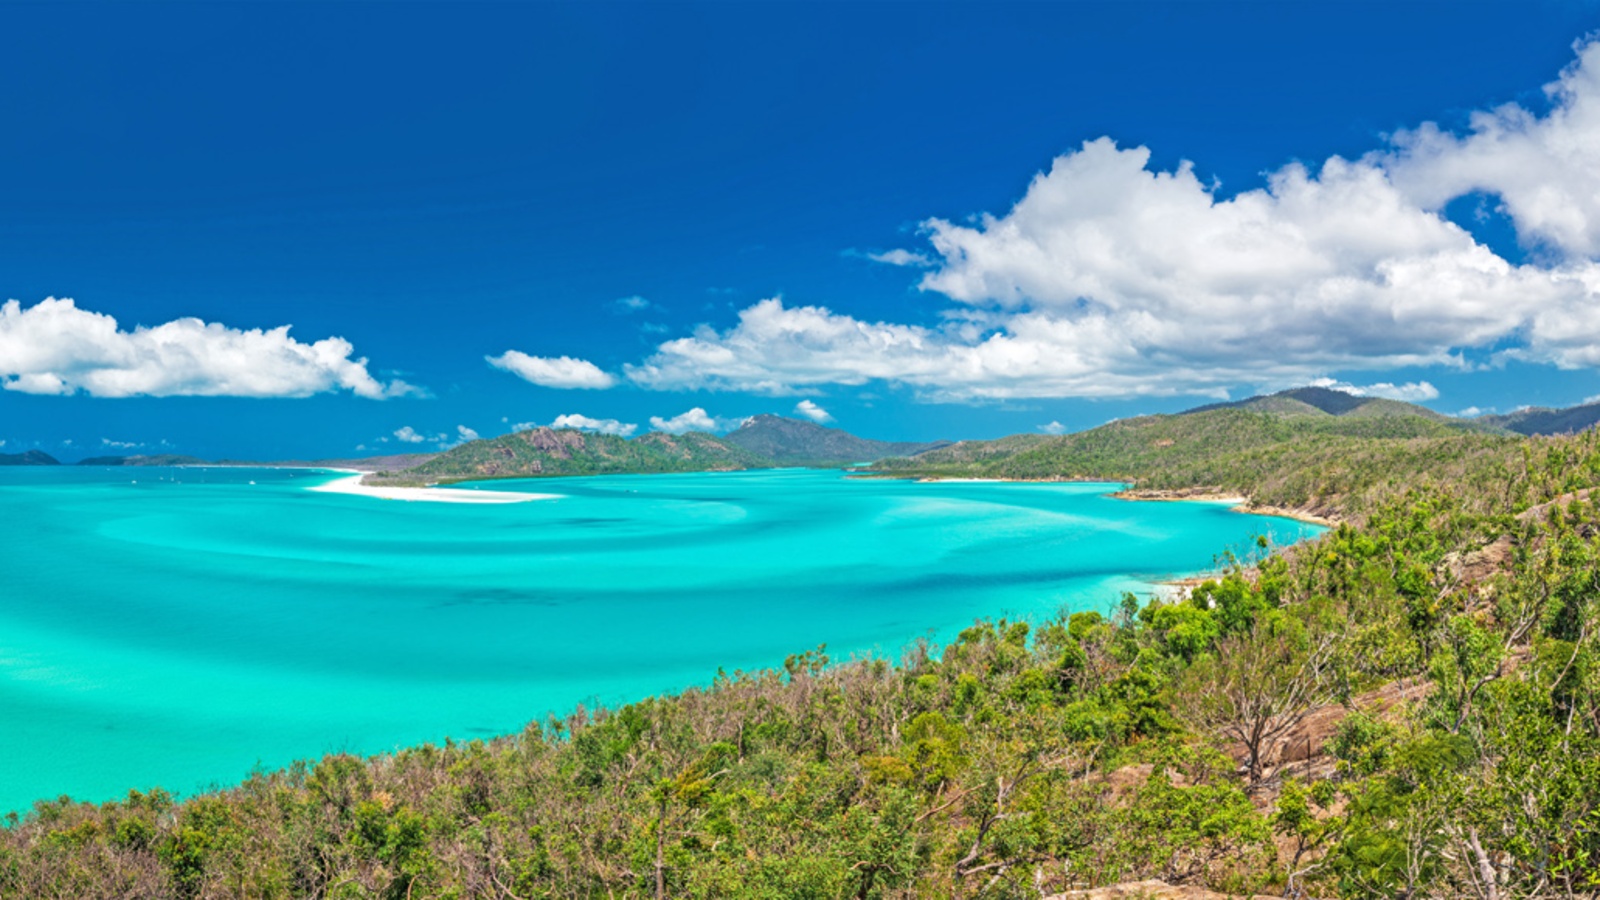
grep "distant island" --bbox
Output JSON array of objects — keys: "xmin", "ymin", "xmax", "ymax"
[
  {"xmin": 0, "ymin": 450, "xmax": 60, "ymax": 466},
  {"xmin": 74, "ymin": 453, "xmax": 207, "ymax": 467},
  {"xmin": 15, "ymin": 391, "xmax": 1600, "ymax": 486}
]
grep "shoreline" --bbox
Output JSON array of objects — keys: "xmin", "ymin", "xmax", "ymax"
[
  {"xmin": 307, "ymin": 474, "xmax": 559, "ymax": 504},
  {"xmin": 1110, "ymin": 488, "xmax": 1339, "ymax": 527},
  {"xmin": 1234, "ymin": 503, "xmax": 1337, "ymax": 527},
  {"xmin": 893, "ymin": 474, "xmax": 1342, "ymax": 526}
]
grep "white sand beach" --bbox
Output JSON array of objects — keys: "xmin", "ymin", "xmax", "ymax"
[{"xmin": 309, "ymin": 474, "xmax": 558, "ymax": 504}]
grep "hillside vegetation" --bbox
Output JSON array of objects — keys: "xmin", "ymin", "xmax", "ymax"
[
  {"xmin": 723, "ymin": 415, "xmax": 948, "ymax": 466},
  {"xmin": 364, "ymin": 417, "xmax": 945, "ymax": 485},
  {"xmin": 368, "ymin": 427, "xmax": 772, "ymax": 485},
  {"xmin": 875, "ymin": 407, "xmax": 1519, "ymax": 520}
]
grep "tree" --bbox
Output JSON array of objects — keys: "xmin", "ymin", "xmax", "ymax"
[{"xmin": 1180, "ymin": 615, "xmax": 1340, "ymax": 786}]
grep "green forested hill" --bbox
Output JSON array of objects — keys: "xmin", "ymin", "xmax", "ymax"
[
  {"xmin": 1182, "ymin": 386, "xmax": 1472, "ymax": 424},
  {"xmin": 723, "ymin": 414, "xmax": 949, "ymax": 465},
  {"xmin": 368, "ymin": 416, "xmax": 946, "ymax": 484},
  {"xmin": 875, "ymin": 407, "xmax": 1516, "ymax": 519},
  {"xmin": 1484, "ymin": 400, "xmax": 1600, "ymax": 435},
  {"xmin": 370, "ymin": 427, "xmax": 772, "ymax": 484}
]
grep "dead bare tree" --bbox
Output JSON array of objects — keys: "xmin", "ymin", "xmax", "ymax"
[{"xmin": 1180, "ymin": 620, "xmax": 1341, "ymax": 786}]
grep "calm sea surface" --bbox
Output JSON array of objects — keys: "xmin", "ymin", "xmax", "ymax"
[{"xmin": 0, "ymin": 466, "xmax": 1322, "ymax": 811}]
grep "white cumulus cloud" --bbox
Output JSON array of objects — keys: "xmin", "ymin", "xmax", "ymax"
[
  {"xmin": 1306, "ymin": 378, "xmax": 1440, "ymax": 403},
  {"xmin": 649, "ymin": 407, "xmax": 723, "ymax": 434},
  {"xmin": 550, "ymin": 413, "xmax": 637, "ymax": 437},
  {"xmin": 0, "ymin": 298, "xmax": 415, "ymax": 399},
  {"xmin": 487, "ymin": 351, "xmax": 617, "ymax": 389},
  {"xmin": 456, "ymin": 425, "xmax": 480, "ymax": 442},
  {"xmin": 793, "ymin": 400, "xmax": 833, "ymax": 423},
  {"xmin": 601, "ymin": 40, "xmax": 1600, "ymax": 401},
  {"xmin": 1387, "ymin": 39, "xmax": 1600, "ymax": 259},
  {"xmin": 394, "ymin": 426, "xmax": 432, "ymax": 444},
  {"xmin": 1040, "ymin": 421, "xmax": 1068, "ymax": 435}
]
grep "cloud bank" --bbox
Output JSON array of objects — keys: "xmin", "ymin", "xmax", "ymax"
[
  {"xmin": 567, "ymin": 39, "xmax": 1600, "ymax": 402},
  {"xmin": 0, "ymin": 298, "xmax": 414, "ymax": 399}
]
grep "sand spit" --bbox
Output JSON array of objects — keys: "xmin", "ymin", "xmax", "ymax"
[{"xmin": 309, "ymin": 474, "xmax": 557, "ymax": 504}]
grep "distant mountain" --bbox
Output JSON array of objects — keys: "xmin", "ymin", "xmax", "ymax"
[
  {"xmin": 723, "ymin": 415, "xmax": 948, "ymax": 465},
  {"xmin": 879, "ymin": 395, "xmax": 1500, "ymax": 485},
  {"xmin": 370, "ymin": 427, "xmax": 770, "ymax": 484},
  {"xmin": 1481, "ymin": 402, "xmax": 1600, "ymax": 436},
  {"xmin": 1182, "ymin": 386, "xmax": 1515, "ymax": 434},
  {"xmin": 0, "ymin": 450, "xmax": 59, "ymax": 466},
  {"xmin": 1185, "ymin": 386, "xmax": 1456, "ymax": 421},
  {"xmin": 76, "ymin": 454, "xmax": 206, "ymax": 467}
]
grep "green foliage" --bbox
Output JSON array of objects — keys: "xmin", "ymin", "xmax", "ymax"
[
  {"xmin": 372, "ymin": 426, "xmax": 775, "ymax": 485},
  {"xmin": 873, "ymin": 406, "xmax": 1524, "ymax": 519}
]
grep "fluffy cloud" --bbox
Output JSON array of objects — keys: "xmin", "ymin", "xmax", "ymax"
[
  {"xmin": 1306, "ymin": 378, "xmax": 1440, "ymax": 402},
  {"xmin": 649, "ymin": 407, "xmax": 720, "ymax": 434},
  {"xmin": 627, "ymin": 151, "xmax": 1542, "ymax": 398},
  {"xmin": 550, "ymin": 413, "xmax": 637, "ymax": 437},
  {"xmin": 487, "ymin": 351, "xmax": 617, "ymax": 389},
  {"xmin": 1386, "ymin": 39, "xmax": 1600, "ymax": 258},
  {"xmin": 456, "ymin": 425, "xmax": 480, "ymax": 442},
  {"xmin": 606, "ymin": 40, "xmax": 1600, "ymax": 401},
  {"xmin": 647, "ymin": 407, "xmax": 752, "ymax": 434},
  {"xmin": 793, "ymin": 400, "xmax": 833, "ymax": 423},
  {"xmin": 1040, "ymin": 421, "xmax": 1068, "ymax": 435},
  {"xmin": 394, "ymin": 426, "xmax": 432, "ymax": 444},
  {"xmin": 624, "ymin": 298, "xmax": 949, "ymax": 395},
  {"xmin": 0, "ymin": 298, "xmax": 415, "ymax": 399},
  {"xmin": 101, "ymin": 438, "xmax": 142, "ymax": 449}
]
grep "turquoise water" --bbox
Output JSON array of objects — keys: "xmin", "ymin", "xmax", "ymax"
[{"xmin": 0, "ymin": 466, "xmax": 1321, "ymax": 812}]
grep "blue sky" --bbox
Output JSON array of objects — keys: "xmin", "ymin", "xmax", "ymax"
[{"xmin": 5, "ymin": 2, "xmax": 1600, "ymax": 460}]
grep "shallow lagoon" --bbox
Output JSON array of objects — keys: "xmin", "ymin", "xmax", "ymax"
[{"xmin": 0, "ymin": 466, "xmax": 1321, "ymax": 811}]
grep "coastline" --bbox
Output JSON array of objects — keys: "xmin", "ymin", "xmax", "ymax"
[
  {"xmin": 1111, "ymin": 487, "xmax": 1339, "ymax": 527},
  {"xmin": 307, "ymin": 473, "xmax": 559, "ymax": 504},
  {"xmin": 1235, "ymin": 503, "xmax": 1337, "ymax": 527},
  {"xmin": 893, "ymin": 474, "xmax": 1342, "ymax": 527}
]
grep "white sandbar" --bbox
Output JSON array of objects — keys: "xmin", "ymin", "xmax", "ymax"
[{"xmin": 309, "ymin": 474, "xmax": 557, "ymax": 504}]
